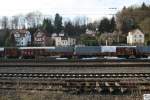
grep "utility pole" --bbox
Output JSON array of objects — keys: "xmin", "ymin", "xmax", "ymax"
[{"xmin": 106, "ymin": 40, "xmax": 108, "ymax": 46}]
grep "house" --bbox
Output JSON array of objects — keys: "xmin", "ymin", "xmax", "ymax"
[
  {"xmin": 51, "ymin": 33, "xmax": 76, "ymax": 47},
  {"xmin": 127, "ymin": 29, "xmax": 144, "ymax": 45},
  {"xmin": 85, "ymin": 29, "xmax": 96, "ymax": 37},
  {"xmin": 11, "ymin": 30, "xmax": 31, "ymax": 46},
  {"xmin": 33, "ymin": 30, "xmax": 47, "ymax": 46}
]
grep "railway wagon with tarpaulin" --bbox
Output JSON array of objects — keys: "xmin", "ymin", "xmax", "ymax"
[
  {"xmin": 74, "ymin": 46, "xmax": 101, "ymax": 58},
  {"xmin": 136, "ymin": 46, "xmax": 150, "ymax": 58},
  {"xmin": 101, "ymin": 46, "xmax": 116, "ymax": 57}
]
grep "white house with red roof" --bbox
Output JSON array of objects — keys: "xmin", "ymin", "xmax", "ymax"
[{"xmin": 127, "ymin": 29, "xmax": 144, "ymax": 45}]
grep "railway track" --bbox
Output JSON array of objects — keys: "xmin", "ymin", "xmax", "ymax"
[
  {"xmin": 0, "ymin": 73, "xmax": 150, "ymax": 79},
  {"xmin": 0, "ymin": 59, "xmax": 150, "ymax": 67},
  {"xmin": 0, "ymin": 60, "xmax": 150, "ymax": 95},
  {"xmin": 0, "ymin": 72, "xmax": 149, "ymax": 95},
  {"xmin": 0, "ymin": 63, "xmax": 150, "ymax": 67},
  {"xmin": 0, "ymin": 61, "xmax": 150, "ymax": 67},
  {"xmin": 0, "ymin": 58, "xmax": 150, "ymax": 63}
]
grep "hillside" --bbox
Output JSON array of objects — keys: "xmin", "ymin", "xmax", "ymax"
[{"xmin": 116, "ymin": 3, "xmax": 150, "ymax": 44}]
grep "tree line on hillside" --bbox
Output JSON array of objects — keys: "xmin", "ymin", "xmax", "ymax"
[
  {"xmin": 41, "ymin": 14, "xmax": 87, "ymax": 37},
  {"xmin": 0, "ymin": 13, "xmax": 88, "ymax": 46},
  {"xmin": 0, "ymin": 2, "xmax": 150, "ymax": 46},
  {"xmin": 14, "ymin": 13, "xmax": 87, "ymax": 38},
  {"xmin": 0, "ymin": 12, "xmax": 115, "ymax": 37}
]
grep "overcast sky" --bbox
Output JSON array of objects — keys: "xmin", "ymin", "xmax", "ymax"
[{"xmin": 0, "ymin": 0, "xmax": 150, "ymax": 20}]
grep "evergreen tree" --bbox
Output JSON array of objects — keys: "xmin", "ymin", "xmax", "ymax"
[
  {"xmin": 5, "ymin": 33, "xmax": 16, "ymax": 47},
  {"xmin": 98, "ymin": 17, "xmax": 110, "ymax": 33},
  {"xmin": 54, "ymin": 13, "xmax": 63, "ymax": 33},
  {"xmin": 42, "ymin": 19, "xmax": 54, "ymax": 36},
  {"xmin": 110, "ymin": 17, "xmax": 116, "ymax": 32},
  {"xmin": 87, "ymin": 23, "xmax": 97, "ymax": 31},
  {"xmin": 64, "ymin": 21, "xmax": 74, "ymax": 36},
  {"xmin": 141, "ymin": 2, "xmax": 148, "ymax": 10}
]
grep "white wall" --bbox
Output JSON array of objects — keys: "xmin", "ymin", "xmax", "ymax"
[
  {"xmin": 127, "ymin": 30, "xmax": 144, "ymax": 45},
  {"xmin": 14, "ymin": 31, "xmax": 31, "ymax": 46},
  {"xmin": 53, "ymin": 37, "xmax": 76, "ymax": 46}
]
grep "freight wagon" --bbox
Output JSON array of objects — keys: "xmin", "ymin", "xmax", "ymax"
[
  {"xmin": 5, "ymin": 47, "xmax": 19, "ymax": 58},
  {"xmin": 0, "ymin": 46, "xmax": 150, "ymax": 59},
  {"xmin": 116, "ymin": 46, "xmax": 136, "ymax": 58},
  {"xmin": 19, "ymin": 47, "xmax": 74, "ymax": 59},
  {"xmin": 101, "ymin": 46, "xmax": 117, "ymax": 57},
  {"xmin": 136, "ymin": 46, "xmax": 150, "ymax": 58},
  {"xmin": 74, "ymin": 46, "xmax": 101, "ymax": 58}
]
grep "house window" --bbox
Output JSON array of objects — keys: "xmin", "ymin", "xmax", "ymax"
[
  {"xmin": 139, "ymin": 35, "xmax": 142, "ymax": 38},
  {"xmin": 134, "ymin": 39, "xmax": 136, "ymax": 42},
  {"xmin": 73, "ymin": 40, "xmax": 75, "ymax": 43},
  {"xmin": 134, "ymin": 35, "xmax": 136, "ymax": 38}
]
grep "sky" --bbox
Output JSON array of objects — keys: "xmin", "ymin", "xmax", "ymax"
[{"xmin": 0, "ymin": 0, "xmax": 150, "ymax": 21}]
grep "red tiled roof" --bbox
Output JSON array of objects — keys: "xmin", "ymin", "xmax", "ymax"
[
  {"xmin": 11, "ymin": 29, "xmax": 29, "ymax": 37},
  {"xmin": 129, "ymin": 29, "xmax": 144, "ymax": 34}
]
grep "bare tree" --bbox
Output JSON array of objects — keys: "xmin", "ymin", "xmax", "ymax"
[
  {"xmin": 12, "ymin": 16, "xmax": 19, "ymax": 29},
  {"xmin": 1, "ymin": 16, "xmax": 8, "ymax": 29},
  {"xmin": 26, "ymin": 11, "xmax": 43, "ymax": 28}
]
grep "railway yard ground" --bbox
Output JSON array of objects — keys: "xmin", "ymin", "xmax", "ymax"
[{"xmin": 0, "ymin": 59, "xmax": 150, "ymax": 100}]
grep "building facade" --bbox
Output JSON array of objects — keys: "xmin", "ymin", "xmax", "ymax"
[
  {"xmin": 33, "ymin": 30, "xmax": 47, "ymax": 46},
  {"xmin": 12, "ymin": 30, "xmax": 31, "ymax": 46},
  {"xmin": 127, "ymin": 29, "xmax": 144, "ymax": 45},
  {"xmin": 52, "ymin": 33, "xmax": 76, "ymax": 46}
]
